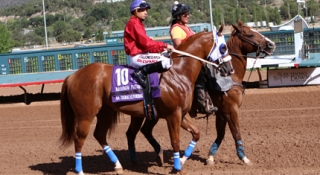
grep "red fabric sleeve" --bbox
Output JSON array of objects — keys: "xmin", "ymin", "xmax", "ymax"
[{"xmin": 131, "ymin": 23, "xmax": 165, "ymax": 53}]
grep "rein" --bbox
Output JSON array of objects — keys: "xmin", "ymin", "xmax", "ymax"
[
  {"xmin": 228, "ymin": 30, "xmax": 267, "ymax": 92},
  {"xmin": 171, "ymin": 49, "xmax": 219, "ymax": 68}
]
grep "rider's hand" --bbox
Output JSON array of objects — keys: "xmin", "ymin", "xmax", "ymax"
[{"xmin": 166, "ymin": 44, "xmax": 174, "ymax": 51}]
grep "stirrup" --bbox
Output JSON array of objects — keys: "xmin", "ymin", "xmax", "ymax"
[
  {"xmin": 132, "ymin": 70, "xmax": 147, "ymax": 88},
  {"xmin": 205, "ymin": 99, "xmax": 218, "ymax": 113}
]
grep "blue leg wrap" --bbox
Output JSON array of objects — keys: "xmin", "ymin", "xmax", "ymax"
[
  {"xmin": 75, "ymin": 152, "xmax": 83, "ymax": 173},
  {"xmin": 173, "ymin": 152, "xmax": 181, "ymax": 170},
  {"xmin": 184, "ymin": 140, "xmax": 197, "ymax": 157},
  {"xmin": 128, "ymin": 147, "xmax": 138, "ymax": 163},
  {"xmin": 209, "ymin": 139, "xmax": 222, "ymax": 156},
  {"xmin": 146, "ymin": 136, "xmax": 161, "ymax": 153},
  {"xmin": 104, "ymin": 146, "xmax": 119, "ymax": 163},
  {"xmin": 236, "ymin": 140, "xmax": 245, "ymax": 159}
]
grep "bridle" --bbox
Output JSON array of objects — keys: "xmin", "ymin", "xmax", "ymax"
[
  {"xmin": 229, "ymin": 29, "xmax": 267, "ymax": 58},
  {"xmin": 228, "ymin": 28, "xmax": 268, "ymax": 92}
]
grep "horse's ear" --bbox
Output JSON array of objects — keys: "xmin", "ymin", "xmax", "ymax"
[
  {"xmin": 218, "ymin": 24, "xmax": 224, "ymax": 35},
  {"xmin": 238, "ymin": 20, "xmax": 244, "ymax": 26},
  {"xmin": 232, "ymin": 23, "xmax": 241, "ymax": 33}
]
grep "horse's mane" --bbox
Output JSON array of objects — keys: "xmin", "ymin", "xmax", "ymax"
[{"xmin": 176, "ymin": 31, "xmax": 208, "ymax": 50}]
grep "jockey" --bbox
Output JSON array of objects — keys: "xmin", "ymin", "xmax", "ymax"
[
  {"xmin": 170, "ymin": 3, "xmax": 194, "ymax": 47},
  {"xmin": 170, "ymin": 2, "xmax": 217, "ymax": 115},
  {"xmin": 124, "ymin": 0, "xmax": 174, "ymax": 88}
]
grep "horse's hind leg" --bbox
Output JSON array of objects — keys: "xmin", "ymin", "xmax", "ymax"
[
  {"xmin": 71, "ymin": 112, "xmax": 98, "ymax": 174},
  {"xmin": 94, "ymin": 106, "xmax": 123, "ymax": 174},
  {"xmin": 126, "ymin": 116, "xmax": 144, "ymax": 164},
  {"xmin": 140, "ymin": 118, "xmax": 163, "ymax": 166},
  {"xmin": 206, "ymin": 113, "xmax": 226, "ymax": 165},
  {"xmin": 179, "ymin": 114, "xmax": 200, "ymax": 165}
]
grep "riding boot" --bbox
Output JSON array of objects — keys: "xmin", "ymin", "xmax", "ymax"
[{"xmin": 132, "ymin": 61, "xmax": 164, "ymax": 88}]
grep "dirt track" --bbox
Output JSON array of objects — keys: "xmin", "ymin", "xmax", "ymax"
[{"xmin": 0, "ymin": 70, "xmax": 320, "ymax": 175}]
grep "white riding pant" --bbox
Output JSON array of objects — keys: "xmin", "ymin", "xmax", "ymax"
[{"xmin": 130, "ymin": 53, "xmax": 172, "ymax": 69}]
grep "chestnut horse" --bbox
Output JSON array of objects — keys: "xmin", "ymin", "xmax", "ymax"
[
  {"xmin": 125, "ymin": 20, "xmax": 276, "ymax": 166},
  {"xmin": 59, "ymin": 25, "xmax": 229, "ymax": 175},
  {"xmin": 205, "ymin": 20, "xmax": 275, "ymax": 165}
]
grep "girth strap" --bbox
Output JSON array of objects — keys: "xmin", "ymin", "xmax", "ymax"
[{"xmin": 143, "ymin": 75, "xmax": 157, "ymax": 120}]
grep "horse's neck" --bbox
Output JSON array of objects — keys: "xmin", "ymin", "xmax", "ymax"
[
  {"xmin": 230, "ymin": 48, "xmax": 247, "ymax": 82},
  {"xmin": 166, "ymin": 56, "xmax": 202, "ymax": 86}
]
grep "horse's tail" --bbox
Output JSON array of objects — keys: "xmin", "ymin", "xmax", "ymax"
[{"xmin": 59, "ymin": 76, "xmax": 75, "ymax": 148}]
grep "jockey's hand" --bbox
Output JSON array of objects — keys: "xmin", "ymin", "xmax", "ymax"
[{"xmin": 165, "ymin": 44, "xmax": 174, "ymax": 52}]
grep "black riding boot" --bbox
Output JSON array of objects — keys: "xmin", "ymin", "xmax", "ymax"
[{"xmin": 132, "ymin": 61, "xmax": 164, "ymax": 88}]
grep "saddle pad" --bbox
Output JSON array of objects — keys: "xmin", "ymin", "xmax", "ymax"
[
  {"xmin": 111, "ymin": 65, "xmax": 161, "ymax": 103},
  {"xmin": 206, "ymin": 64, "xmax": 233, "ymax": 92}
]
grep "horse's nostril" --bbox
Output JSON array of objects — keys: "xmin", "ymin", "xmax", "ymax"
[{"xmin": 268, "ymin": 42, "xmax": 275, "ymax": 48}]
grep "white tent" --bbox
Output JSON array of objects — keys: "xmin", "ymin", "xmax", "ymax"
[{"xmin": 269, "ymin": 15, "xmax": 309, "ymax": 31}]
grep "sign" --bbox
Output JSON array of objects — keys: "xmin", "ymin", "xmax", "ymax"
[{"xmin": 268, "ymin": 67, "xmax": 320, "ymax": 87}]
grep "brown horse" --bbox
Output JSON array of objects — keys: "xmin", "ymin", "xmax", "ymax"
[
  {"xmin": 125, "ymin": 20, "xmax": 276, "ymax": 166},
  {"xmin": 59, "ymin": 25, "xmax": 229, "ymax": 175},
  {"xmin": 205, "ymin": 20, "xmax": 275, "ymax": 165}
]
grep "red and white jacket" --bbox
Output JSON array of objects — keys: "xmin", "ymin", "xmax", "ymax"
[{"xmin": 124, "ymin": 16, "xmax": 167, "ymax": 56}]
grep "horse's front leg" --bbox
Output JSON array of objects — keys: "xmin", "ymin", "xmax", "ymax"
[
  {"xmin": 180, "ymin": 114, "xmax": 200, "ymax": 165},
  {"xmin": 206, "ymin": 113, "xmax": 226, "ymax": 165},
  {"xmin": 227, "ymin": 107, "xmax": 252, "ymax": 165}
]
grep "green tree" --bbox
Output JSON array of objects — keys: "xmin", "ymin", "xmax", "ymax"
[
  {"xmin": 56, "ymin": 29, "xmax": 81, "ymax": 42},
  {"xmin": 70, "ymin": 18, "xmax": 85, "ymax": 32},
  {"xmin": 95, "ymin": 27, "xmax": 104, "ymax": 42},
  {"xmin": 53, "ymin": 21, "xmax": 67, "ymax": 37},
  {"xmin": 83, "ymin": 28, "xmax": 92, "ymax": 40},
  {"xmin": 0, "ymin": 24, "xmax": 14, "ymax": 53}
]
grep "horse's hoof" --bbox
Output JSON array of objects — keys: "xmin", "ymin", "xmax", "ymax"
[
  {"xmin": 156, "ymin": 155, "xmax": 164, "ymax": 166},
  {"xmin": 78, "ymin": 171, "xmax": 85, "ymax": 175},
  {"xmin": 178, "ymin": 169, "xmax": 188, "ymax": 175},
  {"xmin": 206, "ymin": 155, "xmax": 214, "ymax": 165},
  {"xmin": 171, "ymin": 168, "xmax": 187, "ymax": 175},
  {"xmin": 206, "ymin": 159, "xmax": 214, "ymax": 165},
  {"xmin": 156, "ymin": 148, "xmax": 164, "ymax": 166},
  {"xmin": 115, "ymin": 167, "xmax": 124, "ymax": 174},
  {"xmin": 242, "ymin": 157, "xmax": 253, "ymax": 166}
]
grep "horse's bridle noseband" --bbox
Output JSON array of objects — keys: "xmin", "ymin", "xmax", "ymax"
[{"xmin": 231, "ymin": 29, "xmax": 267, "ymax": 58}]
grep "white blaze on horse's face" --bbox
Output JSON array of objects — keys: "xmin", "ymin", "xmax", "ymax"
[
  {"xmin": 250, "ymin": 28, "xmax": 275, "ymax": 46},
  {"xmin": 208, "ymin": 32, "xmax": 232, "ymax": 63}
]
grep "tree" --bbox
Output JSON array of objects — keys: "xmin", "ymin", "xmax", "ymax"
[
  {"xmin": 24, "ymin": 31, "xmax": 44, "ymax": 45},
  {"xmin": 83, "ymin": 28, "xmax": 92, "ymax": 40},
  {"xmin": 0, "ymin": 24, "xmax": 14, "ymax": 53},
  {"xmin": 53, "ymin": 21, "xmax": 67, "ymax": 37},
  {"xmin": 95, "ymin": 27, "xmax": 104, "ymax": 42},
  {"xmin": 56, "ymin": 29, "xmax": 81, "ymax": 42}
]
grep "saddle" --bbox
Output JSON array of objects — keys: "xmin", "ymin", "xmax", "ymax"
[{"xmin": 111, "ymin": 65, "xmax": 160, "ymax": 120}]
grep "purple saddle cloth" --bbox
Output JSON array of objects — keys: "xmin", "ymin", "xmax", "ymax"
[{"xmin": 111, "ymin": 65, "xmax": 161, "ymax": 103}]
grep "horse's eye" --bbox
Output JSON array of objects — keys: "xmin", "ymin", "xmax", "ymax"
[
  {"xmin": 219, "ymin": 44, "xmax": 227, "ymax": 54},
  {"xmin": 245, "ymin": 34, "xmax": 254, "ymax": 37}
]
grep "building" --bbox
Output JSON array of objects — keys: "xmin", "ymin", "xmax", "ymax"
[{"xmin": 269, "ymin": 15, "xmax": 309, "ymax": 31}]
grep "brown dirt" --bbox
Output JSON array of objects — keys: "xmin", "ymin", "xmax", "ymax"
[{"xmin": 1, "ymin": 70, "xmax": 320, "ymax": 175}]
